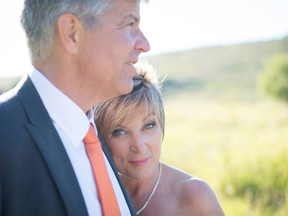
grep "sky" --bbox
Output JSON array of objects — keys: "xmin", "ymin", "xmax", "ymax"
[{"xmin": 1, "ymin": 0, "xmax": 288, "ymax": 77}]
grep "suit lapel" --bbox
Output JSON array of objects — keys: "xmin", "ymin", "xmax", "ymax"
[{"xmin": 17, "ymin": 76, "xmax": 88, "ymax": 215}]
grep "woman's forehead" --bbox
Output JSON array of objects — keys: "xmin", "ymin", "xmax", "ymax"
[{"xmin": 121, "ymin": 103, "xmax": 155, "ymax": 122}]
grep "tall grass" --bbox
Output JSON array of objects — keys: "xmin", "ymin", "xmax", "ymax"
[{"xmin": 160, "ymin": 94, "xmax": 288, "ymax": 215}]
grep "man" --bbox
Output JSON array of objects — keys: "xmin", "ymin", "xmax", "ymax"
[{"xmin": 0, "ymin": 0, "xmax": 150, "ymax": 215}]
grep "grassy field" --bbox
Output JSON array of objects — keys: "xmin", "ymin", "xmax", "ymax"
[{"xmin": 160, "ymin": 93, "xmax": 288, "ymax": 215}]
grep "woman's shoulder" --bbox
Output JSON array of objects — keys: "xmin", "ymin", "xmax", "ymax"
[
  {"xmin": 162, "ymin": 163, "xmax": 211, "ymax": 196},
  {"xmin": 161, "ymin": 163, "xmax": 191, "ymax": 179},
  {"xmin": 162, "ymin": 163, "xmax": 225, "ymax": 215}
]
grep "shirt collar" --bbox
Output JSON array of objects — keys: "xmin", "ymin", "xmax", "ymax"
[{"xmin": 29, "ymin": 68, "xmax": 94, "ymax": 147}]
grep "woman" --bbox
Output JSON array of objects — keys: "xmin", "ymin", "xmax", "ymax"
[{"xmin": 94, "ymin": 63, "xmax": 224, "ymax": 215}]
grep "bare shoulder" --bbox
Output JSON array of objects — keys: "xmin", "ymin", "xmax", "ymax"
[
  {"xmin": 182, "ymin": 178, "xmax": 224, "ymax": 215},
  {"xmin": 163, "ymin": 163, "xmax": 225, "ymax": 216}
]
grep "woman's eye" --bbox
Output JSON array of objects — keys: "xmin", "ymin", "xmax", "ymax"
[
  {"xmin": 112, "ymin": 129, "xmax": 126, "ymax": 136},
  {"xmin": 144, "ymin": 122, "xmax": 156, "ymax": 130}
]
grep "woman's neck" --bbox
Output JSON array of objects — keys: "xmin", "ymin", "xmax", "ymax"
[{"xmin": 120, "ymin": 163, "xmax": 162, "ymax": 213}]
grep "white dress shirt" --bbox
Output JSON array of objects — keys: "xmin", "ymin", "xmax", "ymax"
[{"xmin": 29, "ymin": 68, "xmax": 131, "ymax": 216}]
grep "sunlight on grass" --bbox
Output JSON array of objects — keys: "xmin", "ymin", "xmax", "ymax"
[{"xmin": 160, "ymin": 95, "xmax": 288, "ymax": 215}]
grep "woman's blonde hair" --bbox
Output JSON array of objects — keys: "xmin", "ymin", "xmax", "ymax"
[{"xmin": 94, "ymin": 62, "xmax": 165, "ymax": 139}]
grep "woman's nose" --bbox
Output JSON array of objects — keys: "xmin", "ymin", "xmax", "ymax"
[{"xmin": 130, "ymin": 134, "xmax": 146, "ymax": 153}]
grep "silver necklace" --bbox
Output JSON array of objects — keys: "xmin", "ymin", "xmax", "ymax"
[{"xmin": 136, "ymin": 163, "xmax": 162, "ymax": 215}]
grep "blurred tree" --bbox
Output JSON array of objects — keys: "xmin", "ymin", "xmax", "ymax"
[{"xmin": 258, "ymin": 53, "xmax": 288, "ymax": 103}]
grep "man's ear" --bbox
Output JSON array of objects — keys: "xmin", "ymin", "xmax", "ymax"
[{"xmin": 57, "ymin": 13, "xmax": 81, "ymax": 54}]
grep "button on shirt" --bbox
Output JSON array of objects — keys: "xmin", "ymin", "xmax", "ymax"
[{"xmin": 29, "ymin": 68, "xmax": 131, "ymax": 216}]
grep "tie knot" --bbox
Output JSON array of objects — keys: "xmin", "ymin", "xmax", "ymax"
[{"xmin": 83, "ymin": 124, "xmax": 99, "ymax": 145}]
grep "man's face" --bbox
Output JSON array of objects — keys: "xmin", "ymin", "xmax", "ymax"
[{"xmin": 77, "ymin": 0, "xmax": 150, "ymax": 104}]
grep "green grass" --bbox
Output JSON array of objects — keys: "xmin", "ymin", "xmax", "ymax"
[{"xmin": 160, "ymin": 94, "xmax": 288, "ymax": 215}]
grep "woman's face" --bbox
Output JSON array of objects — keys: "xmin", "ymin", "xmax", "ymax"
[{"xmin": 104, "ymin": 105, "xmax": 162, "ymax": 180}]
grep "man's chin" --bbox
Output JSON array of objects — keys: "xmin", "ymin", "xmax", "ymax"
[
  {"xmin": 126, "ymin": 64, "xmax": 137, "ymax": 77},
  {"xmin": 109, "ymin": 80, "xmax": 133, "ymax": 99},
  {"xmin": 122, "ymin": 80, "xmax": 134, "ymax": 95}
]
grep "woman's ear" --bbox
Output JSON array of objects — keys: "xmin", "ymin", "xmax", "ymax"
[{"xmin": 56, "ymin": 13, "xmax": 81, "ymax": 54}]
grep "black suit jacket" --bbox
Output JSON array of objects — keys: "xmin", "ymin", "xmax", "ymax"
[{"xmin": 0, "ymin": 76, "xmax": 136, "ymax": 215}]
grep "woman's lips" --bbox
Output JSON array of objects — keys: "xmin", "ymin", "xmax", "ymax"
[{"xmin": 129, "ymin": 157, "xmax": 150, "ymax": 167}]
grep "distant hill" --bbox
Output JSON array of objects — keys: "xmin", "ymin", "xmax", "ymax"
[
  {"xmin": 145, "ymin": 36, "xmax": 288, "ymax": 100},
  {"xmin": 0, "ymin": 77, "xmax": 20, "ymax": 94},
  {"xmin": 1, "ymin": 36, "xmax": 288, "ymax": 100}
]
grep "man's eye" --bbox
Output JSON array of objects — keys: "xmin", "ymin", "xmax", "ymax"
[
  {"xmin": 112, "ymin": 129, "xmax": 126, "ymax": 136},
  {"xmin": 128, "ymin": 21, "xmax": 135, "ymax": 26}
]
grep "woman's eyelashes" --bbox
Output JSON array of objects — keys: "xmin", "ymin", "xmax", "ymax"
[
  {"xmin": 111, "ymin": 120, "xmax": 157, "ymax": 137},
  {"xmin": 144, "ymin": 121, "xmax": 156, "ymax": 130},
  {"xmin": 112, "ymin": 128, "xmax": 126, "ymax": 137}
]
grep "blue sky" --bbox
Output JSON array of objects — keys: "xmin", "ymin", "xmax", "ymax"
[{"xmin": 1, "ymin": 0, "xmax": 288, "ymax": 77}]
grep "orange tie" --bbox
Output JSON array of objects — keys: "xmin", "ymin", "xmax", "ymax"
[{"xmin": 84, "ymin": 124, "xmax": 121, "ymax": 216}]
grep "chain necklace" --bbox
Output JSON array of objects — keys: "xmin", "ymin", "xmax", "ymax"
[{"xmin": 136, "ymin": 163, "xmax": 162, "ymax": 215}]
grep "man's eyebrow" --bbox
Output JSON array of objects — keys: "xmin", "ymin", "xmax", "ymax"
[
  {"xmin": 128, "ymin": 13, "xmax": 140, "ymax": 22},
  {"xmin": 117, "ymin": 12, "xmax": 140, "ymax": 26}
]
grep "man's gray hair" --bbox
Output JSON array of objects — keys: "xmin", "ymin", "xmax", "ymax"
[{"xmin": 21, "ymin": 0, "xmax": 114, "ymax": 61}]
